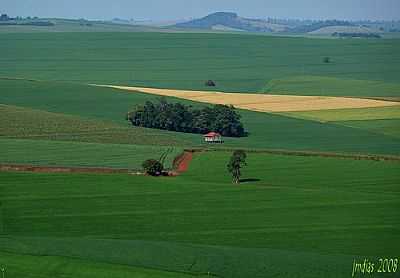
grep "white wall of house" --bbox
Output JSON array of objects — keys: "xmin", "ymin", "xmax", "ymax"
[{"xmin": 204, "ymin": 136, "xmax": 222, "ymax": 142}]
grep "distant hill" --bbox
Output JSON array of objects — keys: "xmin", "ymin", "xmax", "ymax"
[
  {"xmin": 174, "ymin": 13, "xmax": 373, "ymax": 34},
  {"xmin": 2, "ymin": 12, "xmax": 397, "ymax": 36},
  {"xmin": 174, "ymin": 12, "xmax": 286, "ymax": 32}
]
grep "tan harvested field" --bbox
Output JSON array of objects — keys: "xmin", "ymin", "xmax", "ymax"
[{"xmin": 95, "ymin": 85, "xmax": 400, "ymax": 112}]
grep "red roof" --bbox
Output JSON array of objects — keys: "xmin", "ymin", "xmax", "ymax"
[{"xmin": 204, "ymin": 132, "xmax": 221, "ymax": 137}]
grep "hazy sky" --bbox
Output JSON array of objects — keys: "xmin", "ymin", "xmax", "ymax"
[{"xmin": 2, "ymin": 0, "xmax": 400, "ymax": 21}]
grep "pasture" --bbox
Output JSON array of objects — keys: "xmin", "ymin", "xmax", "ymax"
[{"xmin": 1, "ymin": 152, "xmax": 399, "ymax": 277}]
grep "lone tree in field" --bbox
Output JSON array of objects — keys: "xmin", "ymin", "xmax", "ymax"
[
  {"xmin": 227, "ymin": 150, "xmax": 247, "ymax": 184},
  {"xmin": 205, "ymin": 80, "xmax": 216, "ymax": 87},
  {"xmin": 142, "ymin": 159, "xmax": 164, "ymax": 176},
  {"xmin": 323, "ymin": 57, "xmax": 331, "ymax": 63}
]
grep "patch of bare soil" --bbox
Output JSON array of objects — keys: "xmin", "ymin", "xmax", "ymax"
[{"xmin": 172, "ymin": 151, "xmax": 194, "ymax": 174}]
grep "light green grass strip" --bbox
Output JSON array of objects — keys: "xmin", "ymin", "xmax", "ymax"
[
  {"xmin": 336, "ymin": 119, "xmax": 400, "ymax": 139},
  {"xmin": 279, "ymin": 106, "xmax": 400, "ymax": 122},
  {"xmin": 263, "ymin": 75, "xmax": 400, "ymax": 97}
]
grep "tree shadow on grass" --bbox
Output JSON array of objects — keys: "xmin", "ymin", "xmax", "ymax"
[{"xmin": 240, "ymin": 178, "xmax": 261, "ymax": 183}]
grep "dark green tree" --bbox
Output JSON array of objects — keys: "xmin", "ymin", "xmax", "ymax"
[
  {"xmin": 213, "ymin": 105, "xmax": 245, "ymax": 137},
  {"xmin": 227, "ymin": 150, "xmax": 247, "ymax": 184},
  {"xmin": 205, "ymin": 80, "xmax": 216, "ymax": 87},
  {"xmin": 142, "ymin": 159, "xmax": 164, "ymax": 176}
]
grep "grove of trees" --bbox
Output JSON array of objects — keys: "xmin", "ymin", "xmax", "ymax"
[{"xmin": 127, "ymin": 99, "xmax": 246, "ymax": 137}]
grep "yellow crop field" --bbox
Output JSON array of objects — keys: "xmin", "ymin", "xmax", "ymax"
[{"xmin": 96, "ymin": 85, "xmax": 400, "ymax": 112}]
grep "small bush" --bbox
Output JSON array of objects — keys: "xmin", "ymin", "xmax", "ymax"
[
  {"xmin": 142, "ymin": 159, "xmax": 164, "ymax": 176},
  {"xmin": 323, "ymin": 57, "xmax": 331, "ymax": 63},
  {"xmin": 205, "ymin": 80, "xmax": 216, "ymax": 87}
]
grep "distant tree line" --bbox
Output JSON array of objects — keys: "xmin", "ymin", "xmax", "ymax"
[
  {"xmin": 0, "ymin": 14, "xmax": 40, "ymax": 21},
  {"xmin": 0, "ymin": 14, "xmax": 10, "ymax": 21},
  {"xmin": 0, "ymin": 14, "xmax": 54, "ymax": 26},
  {"xmin": 289, "ymin": 20, "xmax": 353, "ymax": 33},
  {"xmin": 127, "ymin": 99, "xmax": 246, "ymax": 137},
  {"xmin": 332, "ymin": 32, "xmax": 381, "ymax": 38},
  {"xmin": 0, "ymin": 21, "xmax": 54, "ymax": 26}
]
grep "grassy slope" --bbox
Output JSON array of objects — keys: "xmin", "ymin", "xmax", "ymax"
[
  {"xmin": 336, "ymin": 119, "xmax": 400, "ymax": 139},
  {"xmin": 263, "ymin": 75, "xmax": 400, "ymax": 97},
  {"xmin": 0, "ymin": 139, "xmax": 181, "ymax": 169},
  {"xmin": 1, "ymin": 32, "xmax": 399, "ymax": 95},
  {"xmin": 226, "ymin": 110, "xmax": 400, "ymax": 155},
  {"xmin": 0, "ymin": 79, "xmax": 160, "ymax": 123},
  {"xmin": 1, "ymin": 79, "xmax": 400, "ymax": 156},
  {"xmin": 0, "ymin": 104, "xmax": 190, "ymax": 146},
  {"xmin": 0, "ymin": 251, "xmax": 197, "ymax": 278},
  {"xmin": 1, "ymin": 152, "xmax": 399, "ymax": 277},
  {"xmin": 280, "ymin": 106, "xmax": 400, "ymax": 122},
  {"xmin": 1, "ymin": 33, "xmax": 400, "ymax": 156}
]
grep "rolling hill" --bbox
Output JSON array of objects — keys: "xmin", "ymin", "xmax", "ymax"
[
  {"xmin": 174, "ymin": 12, "xmax": 286, "ymax": 32},
  {"xmin": 173, "ymin": 13, "xmax": 392, "ymax": 37}
]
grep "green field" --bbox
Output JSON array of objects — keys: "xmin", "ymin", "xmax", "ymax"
[
  {"xmin": 0, "ymin": 79, "xmax": 162, "ymax": 123},
  {"xmin": 1, "ymin": 79, "xmax": 400, "ymax": 156},
  {"xmin": 0, "ymin": 139, "xmax": 181, "ymax": 169},
  {"xmin": 0, "ymin": 252, "xmax": 198, "ymax": 278},
  {"xmin": 223, "ymin": 110, "xmax": 400, "ymax": 155},
  {"xmin": 1, "ymin": 30, "xmax": 400, "ymax": 277},
  {"xmin": 1, "ymin": 152, "xmax": 399, "ymax": 277},
  {"xmin": 280, "ymin": 106, "xmax": 400, "ymax": 122},
  {"xmin": 337, "ymin": 119, "xmax": 400, "ymax": 139},
  {"xmin": 1, "ymin": 32, "xmax": 400, "ymax": 95},
  {"xmin": 0, "ymin": 104, "xmax": 191, "ymax": 146},
  {"xmin": 263, "ymin": 75, "xmax": 400, "ymax": 97},
  {"xmin": 1, "ymin": 32, "xmax": 400, "ymax": 156}
]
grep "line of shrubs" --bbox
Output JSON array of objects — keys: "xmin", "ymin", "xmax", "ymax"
[
  {"xmin": 0, "ymin": 21, "xmax": 55, "ymax": 26},
  {"xmin": 332, "ymin": 32, "xmax": 381, "ymax": 38},
  {"xmin": 126, "ymin": 98, "xmax": 247, "ymax": 137}
]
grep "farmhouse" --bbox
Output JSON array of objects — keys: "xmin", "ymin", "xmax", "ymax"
[{"xmin": 204, "ymin": 132, "xmax": 223, "ymax": 143}]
